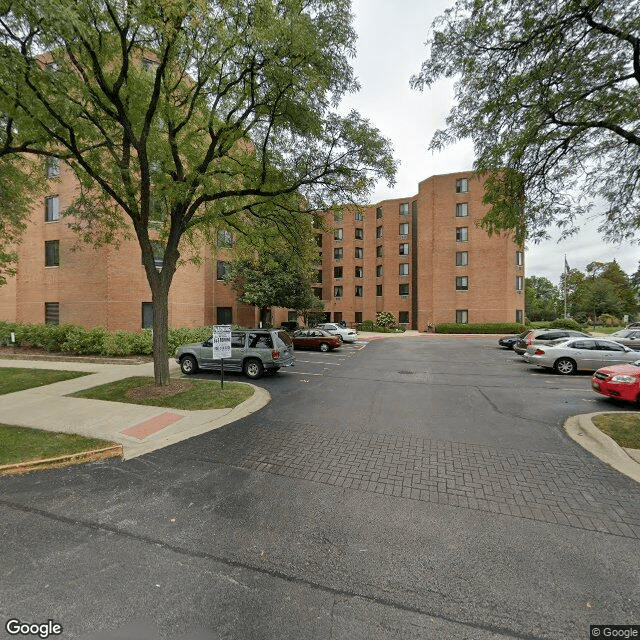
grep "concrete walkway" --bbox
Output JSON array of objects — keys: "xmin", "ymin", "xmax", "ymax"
[{"xmin": 0, "ymin": 358, "xmax": 270, "ymax": 459}]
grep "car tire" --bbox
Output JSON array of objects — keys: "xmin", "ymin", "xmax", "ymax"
[
  {"xmin": 243, "ymin": 358, "xmax": 264, "ymax": 379},
  {"xmin": 554, "ymin": 357, "xmax": 576, "ymax": 375},
  {"xmin": 319, "ymin": 343, "xmax": 330, "ymax": 352},
  {"xmin": 180, "ymin": 355, "xmax": 198, "ymax": 375}
]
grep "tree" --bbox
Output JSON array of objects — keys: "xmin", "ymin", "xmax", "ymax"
[
  {"xmin": 0, "ymin": 0, "xmax": 395, "ymax": 384},
  {"xmin": 223, "ymin": 249, "xmax": 318, "ymax": 328},
  {"xmin": 412, "ymin": 0, "xmax": 640, "ymax": 245},
  {"xmin": 525, "ymin": 276, "xmax": 560, "ymax": 321}
]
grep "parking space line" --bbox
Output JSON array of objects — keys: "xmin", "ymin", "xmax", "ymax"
[
  {"xmin": 287, "ymin": 371, "xmax": 324, "ymax": 376},
  {"xmin": 295, "ymin": 360, "xmax": 342, "ymax": 365}
]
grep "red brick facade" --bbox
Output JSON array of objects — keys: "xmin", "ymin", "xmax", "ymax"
[{"xmin": 0, "ymin": 169, "xmax": 523, "ymax": 331}]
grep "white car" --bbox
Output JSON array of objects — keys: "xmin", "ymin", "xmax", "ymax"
[{"xmin": 314, "ymin": 323, "xmax": 358, "ymax": 343}]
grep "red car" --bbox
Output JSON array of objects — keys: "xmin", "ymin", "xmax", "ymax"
[
  {"xmin": 592, "ymin": 360, "xmax": 640, "ymax": 403},
  {"xmin": 292, "ymin": 329, "xmax": 342, "ymax": 352}
]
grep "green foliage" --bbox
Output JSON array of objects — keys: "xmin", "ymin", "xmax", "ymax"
[
  {"xmin": 375, "ymin": 311, "xmax": 396, "ymax": 328},
  {"xmin": 596, "ymin": 314, "xmax": 621, "ymax": 327},
  {"xmin": 525, "ymin": 276, "xmax": 560, "ymax": 322},
  {"xmin": 435, "ymin": 323, "xmax": 526, "ymax": 334},
  {"xmin": 413, "ymin": 0, "xmax": 640, "ymax": 244},
  {"xmin": 548, "ymin": 318, "xmax": 584, "ymax": 331},
  {"xmin": 61, "ymin": 327, "xmax": 109, "ymax": 355}
]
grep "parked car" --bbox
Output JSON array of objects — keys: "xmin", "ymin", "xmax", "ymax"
[
  {"xmin": 498, "ymin": 330, "xmax": 529, "ymax": 350},
  {"xmin": 513, "ymin": 329, "xmax": 590, "ymax": 355},
  {"xmin": 607, "ymin": 329, "xmax": 640, "ymax": 350},
  {"xmin": 292, "ymin": 329, "xmax": 342, "ymax": 352},
  {"xmin": 314, "ymin": 322, "xmax": 358, "ymax": 343},
  {"xmin": 626, "ymin": 322, "xmax": 640, "ymax": 329},
  {"xmin": 523, "ymin": 338, "xmax": 639, "ymax": 375},
  {"xmin": 592, "ymin": 361, "xmax": 640, "ymax": 403},
  {"xmin": 175, "ymin": 329, "xmax": 295, "ymax": 379}
]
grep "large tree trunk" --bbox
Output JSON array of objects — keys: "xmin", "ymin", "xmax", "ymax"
[{"xmin": 151, "ymin": 283, "xmax": 171, "ymax": 386}]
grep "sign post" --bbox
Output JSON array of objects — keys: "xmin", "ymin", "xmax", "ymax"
[{"xmin": 212, "ymin": 325, "xmax": 232, "ymax": 389}]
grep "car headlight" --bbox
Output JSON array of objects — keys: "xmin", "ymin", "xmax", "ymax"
[{"xmin": 610, "ymin": 375, "xmax": 636, "ymax": 383}]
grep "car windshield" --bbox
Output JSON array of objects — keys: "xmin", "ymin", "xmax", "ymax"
[
  {"xmin": 632, "ymin": 360, "xmax": 640, "ymax": 367},
  {"xmin": 277, "ymin": 331, "xmax": 292, "ymax": 346},
  {"xmin": 611, "ymin": 330, "xmax": 634, "ymax": 338}
]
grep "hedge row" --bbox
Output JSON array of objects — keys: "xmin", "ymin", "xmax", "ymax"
[
  {"xmin": 435, "ymin": 323, "xmax": 527, "ymax": 334},
  {"xmin": 0, "ymin": 321, "xmax": 213, "ymax": 357}
]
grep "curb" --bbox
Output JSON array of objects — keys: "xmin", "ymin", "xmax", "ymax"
[
  {"xmin": 565, "ymin": 413, "xmax": 640, "ymax": 484},
  {"xmin": 0, "ymin": 444, "xmax": 123, "ymax": 476}
]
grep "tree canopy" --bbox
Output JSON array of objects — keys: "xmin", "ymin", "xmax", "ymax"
[
  {"xmin": 412, "ymin": 0, "xmax": 640, "ymax": 245},
  {"xmin": 0, "ymin": 0, "xmax": 395, "ymax": 383}
]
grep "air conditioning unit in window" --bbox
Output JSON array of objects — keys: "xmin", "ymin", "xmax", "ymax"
[
  {"xmin": 400, "ymin": 295, "xmax": 409, "ymax": 299},
  {"xmin": 400, "ymin": 234, "xmax": 408, "ymax": 239}
]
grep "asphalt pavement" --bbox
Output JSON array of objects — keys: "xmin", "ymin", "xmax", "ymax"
[{"xmin": 1, "ymin": 335, "xmax": 639, "ymax": 640}]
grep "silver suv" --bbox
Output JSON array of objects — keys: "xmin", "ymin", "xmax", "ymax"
[{"xmin": 175, "ymin": 329, "xmax": 295, "ymax": 379}]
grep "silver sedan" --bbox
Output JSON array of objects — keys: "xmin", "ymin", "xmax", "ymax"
[{"xmin": 523, "ymin": 338, "xmax": 639, "ymax": 375}]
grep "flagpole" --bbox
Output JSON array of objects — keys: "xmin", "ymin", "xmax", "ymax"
[{"xmin": 564, "ymin": 255, "xmax": 568, "ymax": 319}]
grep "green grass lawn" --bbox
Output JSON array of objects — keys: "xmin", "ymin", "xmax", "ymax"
[
  {"xmin": 0, "ymin": 366, "xmax": 90, "ymax": 395},
  {"xmin": 592, "ymin": 413, "xmax": 640, "ymax": 450},
  {"xmin": 69, "ymin": 376, "xmax": 254, "ymax": 410},
  {"xmin": 0, "ymin": 424, "xmax": 115, "ymax": 466}
]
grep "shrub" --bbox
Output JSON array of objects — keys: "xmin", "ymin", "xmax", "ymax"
[
  {"xmin": 99, "ymin": 331, "xmax": 139, "ymax": 357},
  {"xmin": 375, "ymin": 311, "xmax": 396, "ymax": 328},
  {"xmin": 548, "ymin": 318, "xmax": 585, "ymax": 330},
  {"xmin": 596, "ymin": 314, "xmax": 621, "ymax": 327},
  {"xmin": 435, "ymin": 323, "xmax": 526, "ymax": 334},
  {"xmin": 62, "ymin": 326, "xmax": 108, "ymax": 355},
  {"xmin": 359, "ymin": 319, "xmax": 376, "ymax": 331}
]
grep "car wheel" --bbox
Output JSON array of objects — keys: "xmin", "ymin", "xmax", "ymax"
[
  {"xmin": 243, "ymin": 358, "xmax": 264, "ymax": 379},
  {"xmin": 554, "ymin": 357, "xmax": 576, "ymax": 375},
  {"xmin": 180, "ymin": 355, "xmax": 198, "ymax": 375},
  {"xmin": 337, "ymin": 335, "xmax": 343, "ymax": 343},
  {"xmin": 319, "ymin": 342, "xmax": 330, "ymax": 352}
]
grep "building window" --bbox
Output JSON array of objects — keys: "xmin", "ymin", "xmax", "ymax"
[
  {"xmin": 399, "ymin": 223, "xmax": 409, "ymax": 236},
  {"xmin": 46, "ymin": 158, "xmax": 60, "ymax": 178},
  {"xmin": 516, "ymin": 275, "xmax": 524, "ymax": 291},
  {"xmin": 45, "ymin": 302, "xmax": 59, "ymax": 325},
  {"xmin": 334, "ymin": 247, "xmax": 343, "ymax": 260},
  {"xmin": 334, "ymin": 266, "xmax": 343, "ymax": 279},
  {"xmin": 399, "ymin": 283, "xmax": 409, "ymax": 296},
  {"xmin": 355, "ymin": 247, "xmax": 363, "ymax": 259},
  {"xmin": 45, "ymin": 240, "xmax": 59, "ymax": 266},
  {"xmin": 334, "ymin": 228, "xmax": 343, "ymax": 241},
  {"xmin": 334, "ymin": 312, "xmax": 342, "ymax": 322},
  {"xmin": 151, "ymin": 240, "xmax": 164, "ymax": 270},
  {"xmin": 399, "ymin": 243, "xmax": 409, "ymax": 256},
  {"xmin": 142, "ymin": 58, "xmax": 158, "ymax": 72},
  {"xmin": 314, "ymin": 287, "xmax": 323, "ymax": 299},
  {"xmin": 456, "ymin": 309, "xmax": 469, "ymax": 323},
  {"xmin": 334, "ymin": 286, "xmax": 343, "ymax": 298},
  {"xmin": 376, "ymin": 225, "xmax": 383, "ymax": 238},
  {"xmin": 217, "ymin": 230, "xmax": 233, "ymax": 247},
  {"xmin": 456, "ymin": 178, "xmax": 469, "ymax": 193},
  {"xmin": 355, "ymin": 266, "xmax": 363, "ymax": 278},
  {"xmin": 456, "ymin": 227, "xmax": 468, "ymax": 242},
  {"xmin": 399, "ymin": 311, "xmax": 409, "ymax": 324},
  {"xmin": 141, "ymin": 302, "xmax": 153, "ymax": 329},
  {"xmin": 399, "ymin": 203, "xmax": 409, "ymax": 216},
  {"xmin": 315, "ymin": 234, "xmax": 323, "ymax": 247},
  {"xmin": 376, "ymin": 284, "xmax": 383, "ymax": 296},
  {"xmin": 217, "ymin": 307, "xmax": 232, "ymax": 325},
  {"xmin": 355, "ymin": 228, "xmax": 364, "ymax": 240},
  {"xmin": 376, "ymin": 264, "xmax": 383, "ymax": 277},
  {"xmin": 333, "ymin": 210, "xmax": 343, "ymax": 222},
  {"xmin": 45, "ymin": 196, "xmax": 59, "ymax": 222},
  {"xmin": 376, "ymin": 207, "xmax": 383, "ymax": 219},
  {"xmin": 456, "ymin": 251, "xmax": 468, "ymax": 266},
  {"xmin": 354, "ymin": 211, "xmax": 363, "ymax": 221},
  {"xmin": 316, "ymin": 270, "xmax": 323, "ymax": 283},
  {"xmin": 516, "ymin": 309, "xmax": 524, "ymax": 323},
  {"xmin": 456, "ymin": 203, "xmax": 468, "ymax": 217},
  {"xmin": 355, "ymin": 286, "xmax": 363, "ymax": 297},
  {"xmin": 355, "ymin": 311, "xmax": 363, "ymax": 323},
  {"xmin": 376, "ymin": 245, "xmax": 383, "ymax": 258},
  {"xmin": 399, "ymin": 263, "xmax": 409, "ymax": 276},
  {"xmin": 216, "ymin": 260, "xmax": 227, "ymax": 280},
  {"xmin": 456, "ymin": 276, "xmax": 469, "ymax": 291},
  {"xmin": 516, "ymin": 251, "xmax": 524, "ymax": 266}
]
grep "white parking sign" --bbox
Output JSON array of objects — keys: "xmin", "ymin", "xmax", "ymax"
[{"xmin": 212, "ymin": 325, "xmax": 232, "ymax": 359}]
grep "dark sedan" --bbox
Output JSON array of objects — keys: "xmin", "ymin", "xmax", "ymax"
[
  {"xmin": 498, "ymin": 330, "xmax": 529, "ymax": 350},
  {"xmin": 292, "ymin": 329, "xmax": 342, "ymax": 352}
]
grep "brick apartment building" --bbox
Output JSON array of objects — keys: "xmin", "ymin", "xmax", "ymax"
[
  {"xmin": 0, "ymin": 166, "xmax": 523, "ymax": 332},
  {"xmin": 315, "ymin": 172, "xmax": 524, "ymax": 330}
]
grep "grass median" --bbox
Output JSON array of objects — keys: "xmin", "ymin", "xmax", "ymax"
[
  {"xmin": 0, "ymin": 366, "xmax": 90, "ymax": 394},
  {"xmin": 592, "ymin": 413, "xmax": 640, "ymax": 450},
  {"xmin": 68, "ymin": 376, "xmax": 254, "ymax": 410}
]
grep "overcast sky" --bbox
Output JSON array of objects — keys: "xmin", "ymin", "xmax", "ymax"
[{"xmin": 339, "ymin": 0, "xmax": 639, "ymax": 286}]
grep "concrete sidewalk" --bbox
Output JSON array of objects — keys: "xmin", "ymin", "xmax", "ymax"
[{"xmin": 0, "ymin": 358, "xmax": 270, "ymax": 459}]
